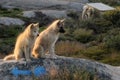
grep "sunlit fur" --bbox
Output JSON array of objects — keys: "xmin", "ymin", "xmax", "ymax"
[
  {"xmin": 82, "ymin": 5, "xmax": 94, "ymax": 20},
  {"xmin": 3, "ymin": 23, "xmax": 39, "ymax": 61},
  {"xmin": 32, "ymin": 19, "xmax": 65, "ymax": 59}
]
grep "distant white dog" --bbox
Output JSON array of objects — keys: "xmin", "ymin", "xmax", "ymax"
[
  {"xmin": 32, "ymin": 19, "xmax": 65, "ymax": 59},
  {"xmin": 82, "ymin": 5, "xmax": 94, "ymax": 20},
  {"xmin": 4, "ymin": 23, "xmax": 39, "ymax": 61}
]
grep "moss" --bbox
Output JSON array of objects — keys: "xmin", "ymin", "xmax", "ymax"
[
  {"xmin": 73, "ymin": 28, "xmax": 95, "ymax": 43},
  {"xmin": 0, "ymin": 26, "xmax": 22, "ymax": 38},
  {"xmin": 0, "ymin": 8, "xmax": 22, "ymax": 17},
  {"xmin": 39, "ymin": 27, "xmax": 46, "ymax": 32},
  {"xmin": 0, "ymin": 37, "xmax": 15, "ymax": 54},
  {"xmin": 0, "ymin": 26, "xmax": 22, "ymax": 54},
  {"xmin": 101, "ymin": 56, "xmax": 120, "ymax": 66},
  {"xmin": 80, "ymin": 46, "xmax": 109, "ymax": 61}
]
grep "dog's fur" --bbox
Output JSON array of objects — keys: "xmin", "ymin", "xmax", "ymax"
[
  {"xmin": 82, "ymin": 5, "xmax": 94, "ymax": 20},
  {"xmin": 3, "ymin": 23, "xmax": 39, "ymax": 61},
  {"xmin": 32, "ymin": 19, "xmax": 65, "ymax": 59}
]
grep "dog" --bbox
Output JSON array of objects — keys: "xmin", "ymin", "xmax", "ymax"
[
  {"xmin": 3, "ymin": 23, "xmax": 39, "ymax": 61},
  {"xmin": 32, "ymin": 19, "xmax": 65, "ymax": 59}
]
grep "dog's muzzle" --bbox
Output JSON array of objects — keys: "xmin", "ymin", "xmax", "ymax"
[
  {"xmin": 59, "ymin": 29, "xmax": 65, "ymax": 33},
  {"xmin": 59, "ymin": 27, "xmax": 65, "ymax": 33},
  {"xmin": 37, "ymin": 34, "xmax": 39, "ymax": 36}
]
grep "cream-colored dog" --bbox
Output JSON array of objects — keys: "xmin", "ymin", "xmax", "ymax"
[
  {"xmin": 4, "ymin": 23, "xmax": 39, "ymax": 61},
  {"xmin": 32, "ymin": 19, "xmax": 65, "ymax": 59}
]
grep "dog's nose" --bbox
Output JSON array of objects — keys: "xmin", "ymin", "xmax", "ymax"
[{"xmin": 37, "ymin": 34, "xmax": 39, "ymax": 36}]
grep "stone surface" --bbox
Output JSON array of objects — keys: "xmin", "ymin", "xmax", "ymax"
[
  {"xmin": 0, "ymin": 0, "xmax": 87, "ymax": 11},
  {"xmin": 0, "ymin": 57, "xmax": 120, "ymax": 80},
  {"xmin": 0, "ymin": 0, "xmax": 88, "ymax": 21},
  {"xmin": 22, "ymin": 11, "xmax": 36, "ymax": 18},
  {"xmin": 40, "ymin": 10, "xmax": 67, "ymax": 18},
  {"xmin": 0, "ymin": 17, "xmax": 25, "ymax": 26},
  {"xmin": 22, "ymin": 10, "xmax": 67, "ymax": 18}
]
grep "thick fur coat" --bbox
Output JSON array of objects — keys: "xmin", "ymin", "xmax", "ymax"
[
  {"xmin": 4, "ymin": 23, "xmax": 39, "ymax": 61},
  {"xmin": 32, "ymin": 19, "xmax": 65, "ymax": 58}
]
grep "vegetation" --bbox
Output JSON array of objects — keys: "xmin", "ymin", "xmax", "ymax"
[
  {"xmin": 56, "ymin": 8, "xmax": 120, "ymax": 66},
  {"xmin": 0, "ymin": 7, "xmax": 22, "ymax": 17},
  {"xmin": 0, "ymin": 0, "xmax": 120, "ymax": 67}
]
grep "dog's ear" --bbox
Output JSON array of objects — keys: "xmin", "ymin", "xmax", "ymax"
[
  {"xmin": 57, "ymin": 19, "xmax": 65, "ymax": 26},
  {"xmin": 60, "ymin": 19, "xmax": 65, "ymax": 23},
  {"xmin": 30, "ymin": 23, "xmax": 34, "ymax": 29},
  {"xmin": 34, "ymin": 22, "xmax": 39, "ymax": 26},
  {"xmin": 57, "ymin": 20, "xmax": 61, "ymax": 26}
]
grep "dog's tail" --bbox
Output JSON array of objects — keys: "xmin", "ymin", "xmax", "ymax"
[{"xmin": 3, "ymin": 54, "xmax": 15, "ymax": 61}]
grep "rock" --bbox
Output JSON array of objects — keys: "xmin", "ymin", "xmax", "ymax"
[
  {"xmin": 60, "ymin": 0, "xmax": 88, "ymax": 3},
  {"xmin": 24, "ymin": 11, "xmax": 54, "ymax": 26},
  {"xmin": 0, "ymin": 0, "xmax": 88, "ymax": 11},
  {"xmin": 0, "ymin": 17, "xmax": 25, "ymax": 26},
  {"xmin": 0, "ymin": 57, "xmax": 120, "ymax": 80},
  {"xmin": 22, "ymin": 10, "xmax": 67, "ymax": 19},
  {"xmin": 22, "ymin": 11, "xmax": 36, "ymax": 18},
  {"xmin": 40, "ymin": 10, "xmax": 67, "ymax": 18},
  {"xmin": 68, "ymin": 2, "xmax": 84, "ymax": 11}
]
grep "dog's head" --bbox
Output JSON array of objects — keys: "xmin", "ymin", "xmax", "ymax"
[
  {"xmin": 29, "ymin": 23, "xmax": 39, "ymax": 37},
  {"xmin": 56, "ymin": 19, "xmax": 65, "ymax": 33}
]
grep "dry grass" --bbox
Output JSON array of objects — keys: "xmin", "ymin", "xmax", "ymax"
[{"xmin": 55, "ymin": 41, "xmax": 85, "ymax": 56}]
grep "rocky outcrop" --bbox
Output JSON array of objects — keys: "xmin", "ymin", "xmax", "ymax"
[
  {"xmin": 22, "ymin": 11, "xmax": 36, "ymax": 18},
  {"xmin": 0, "ymin": 0, "xmax": 87, "ymax": 23},
  {"xmin": 22, "ymin": 10, "xmax": 67, "ymax": 19},
  {"xmin": 0, "ymin": 0, "xmax": 87, "ymax": 11},
  {"xmin": 40, "ymin": 10, "xmax": 67, "ymax": 18},
  {"xmin": 0, "ymin": 57, "xmax": 120, "ymax": 80},
  {"xmin": 0, "ymin": 17, "xmax": 25, "ymax": 26}
]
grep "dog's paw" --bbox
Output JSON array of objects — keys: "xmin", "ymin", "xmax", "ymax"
[
  {"xmin": 26, "ymin": 59, "xmax": 31, "ymax": 62},
  {"xmin": 50, "ymin": 54, "xmax": 58, "ymax": 59},
  {"xmin": 32, "ymin": 54, "xmax": 41, "ymax": 59},
  {"xmin": 44, "ymin": 54, "xmax": 58, "ymax": 59}
]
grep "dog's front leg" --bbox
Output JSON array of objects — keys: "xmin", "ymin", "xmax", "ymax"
[
  {"xmin": 24, "ymin": 47, "xmax": 31, "ymax": 61},
  {"xmin": 49, "ymin": 45, "xmax": 57, "ymax": 59},
  {"xmin": 40, "ymin": 46, "xmax": 45, "ymax": 58}
]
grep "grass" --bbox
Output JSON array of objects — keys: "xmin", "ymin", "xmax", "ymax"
[
  {"xmin": 0, "ymin": 26, "xmax": 22, "ymax": 37},
  {"xmin": 73, "ymin": 28, "xmax": 94, "ymax": 43},
  {"xmin": 56, "ymin": 41, "xmax": 85, "ymax": 57},
  {"xmin": 0, "ymin": 8, "xmax": 22, "ymax": 17},
  {"xmin": 56, "ymin": 40, "xmax": 120, "ymax": 66},
  {"xmin": 0, "ymin": 26, "xmax": 23, "ymax": 54}
]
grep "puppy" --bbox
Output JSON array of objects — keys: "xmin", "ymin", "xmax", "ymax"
[{"xmin": 32, "ymin": 19, "xmax": 65, "ymax": 59}]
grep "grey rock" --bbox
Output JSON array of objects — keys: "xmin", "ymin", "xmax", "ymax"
[
  {"xmin": 0, "ymin": 0, "xmax": 88, "ymax": 11},
  {"xmin": 22, "ymin": 10, "xmax": 67, "ymax": 19},
  {"xmin": 0, "ymin": 17, "xmax": 25, "ymax": 26},
  {"xmin": 22, "ymin": 11, "xmax": 36, "ymax": 18},
  {"xmin": 68, "ymin": 2, "xmax": 84, "ymax": 11},
  {"xmin": 0, "ymin": 57, "xmax": 120, "ymax": 80},
  {"xmin": 59, "ymin": 0, "xmax": 88, "ymax": 3},
  {"xmin": 40, "ymin": 10, "xmax": 67, "ymax": 18}
]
